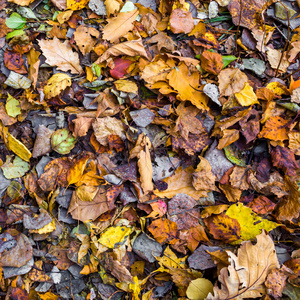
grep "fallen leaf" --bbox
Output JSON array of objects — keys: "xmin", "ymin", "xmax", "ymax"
[
  {"xmin": 8, "ymin": 0, "xmax": 34, "ymax": 6},
  {"xmin": 73, "ymin": 25, "xmax": 99, "ymax": 55},
  {"xmin": 38, "ymin": 37, "xmax": 83, "ymax": 74},
  {"xmin": 154, "ymin": 166, "xmax": 209, "ymax": 201},
  {"xmin": 267, "ymin": 48, "xmax": 289, "ymax": 72},
  {"xmin": 51, "ymin": 128, "xmax": 76, "ymax": 154},
  {"xmin": 114, "ymin": 79, "xmax": 138, "ymax": 94},
  {"xmin": 99, "ymin": 226, "xmax": 131, "ymax": 248},
  {"xmin": 1, "ymin": 155, "xmax": 30, "ymax": 179},
  {"xmin": 110, "ymin": 58, "xmax": 133, "ymax": 79},
  {"xmin": 218, "ymin": 68, "xmax": 248, "ymax": 96},
  {"xmin": 200, "ymin": 51, "xmax": 223, "ymax": 75},
  {"xmin": 102, "ymin": 10, "xmax": 139, "ymax": 43},
  {"xmin": 4, "ymin": 49, "xmax": 27, "ymax": 74},
  {"xmin": 169, "ymin": 9, "xmax": 194, "ymax": 34},
  {"xmin": 148, "ymin": 218, "xmax": 178, "ymax": 244},
  {"xmin": 186, "ymin": 278, "xmax": 214, "ymax": 300},
  {"xmin": 235, "ymin": 82, "xmax": 260, "ymax": 106},
  {"xmin": 44, "ymin": 73, "xmax": 72, "ymax": 99},
  {"xmin": 105, "ymin": 0, "xmax": 122, "ymax": 16},
  {"xmin": 206, "ymin": 231, "xmax": 280, "ymax": 299},
  {"xmin": 259, "ymin": 116, "xmax": 289, "ymax": 142},
  {"xmin": 72, "ymin": 117, "xmax": 93, "ymax": 138},
  {"xmin": 217, "ymin": 129, "xmax": 239, "ymax": 149},
  {"xmin": 67, "ymin": 0, "xmax": 89, "ymax": 10},
  {"xmin": 271, "ymin": 146, "xmax": 299, "ymax": 177},
  {"xmin": 5, "ymin": 93, "xmax": 21, "ymax": 118}
]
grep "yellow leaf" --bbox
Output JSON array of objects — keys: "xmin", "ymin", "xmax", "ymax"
[
  {"xmin": 225, "ymin": 203, "xmax": 279, "ymax": 243},
  {"xmin": 104, "ymin": 0, "xmax": 122, "ymax": 16},
  {"xmin": 98, "ymin": 226, "xmax": 131, "ymax": 248},
  {"xmin": 5, "ymin": 93, "xmax": 21, "ymax": 118},
  {"xmin": 114, "ymin": 79, "xmax": 138, "ymax": 94},
  {"xmin": 57, "ymin": 10, "xmax": 73, "ymax": 24},
  {"xmin": 67, "ymin": 0, "xmax": 89, "ymax": 10},
  {"xmin": 31, "ymin": 220, "xmax": 56, "ymax": 234},
  {"xmin": 235, "ymin": 82, "xmax": 259, "ymax": 106},
  {"xmin": 6, "ymin": 131, "xmax": 32, "ymax": 162},
  {"xmin": 76, "ymin": 185, "xmax": 99, "ymax": 202},
  {"xmin": 44, "ymin": 73, "xmax": 72, "ymax": 100},
  {"xmin": 38, "ymin": 292, "xmax": 59, "ymax": 300},
  {"xmin": 129, "ymin": 276, "xmax": 141, "ymax": 300},
  {"xmin": 187, "ymin": 278, "xmax": 214, "ymax": 300},
  {"xmin": 8, "ymin": 0, "xmax": 34, "ymax": 6},
  {"xmin": 167, "ymin": 63, "xmax": 208, "ymax": 110},
  {"xmin": 156, "ymin": 246, "xmax": 187, "ymax": 269}
]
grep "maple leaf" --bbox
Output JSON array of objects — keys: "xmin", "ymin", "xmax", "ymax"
[{"xmin": 38, "ymin": 37, "xmax": 83, "ymax": 74}]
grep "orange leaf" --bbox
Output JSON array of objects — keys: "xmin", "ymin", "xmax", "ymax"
[
  {"xmin": 200, "ymin": 50, "xmax": 223, "ymax": 75},
  {"xmin": 148, "ymin": 218, "xmax": 179, "ymax": 244}
]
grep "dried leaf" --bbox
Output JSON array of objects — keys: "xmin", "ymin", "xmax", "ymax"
[
  {"xmin": 44, "ymin": 73, "xmax": 72, "ymax": 99},
  {"xmin": 38, "ymin": 37, "xmax": 83, "ymax": 74},
  {"xmin": 206, "ymin": 231, "xmax": 280, "ymax": 299},
  {"xmin": 200, "ymin": 51, "xmax": 223, "ymax": 75},
  {"xmin": 169, "ymin": 9, "xmax": 194, "ymax": 34},
  {"xmin": 73, "ymin": 25, "xmax": 99, "ymax": 55}
]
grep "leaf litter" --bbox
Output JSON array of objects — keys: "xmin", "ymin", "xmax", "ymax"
[{"xmin": 0, "ymin": 0, "xmax": 300, "ymax": 299}]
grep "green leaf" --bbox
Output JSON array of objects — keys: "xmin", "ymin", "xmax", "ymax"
[
  {"xmin": 5, "ymin": 93, "xmax": 21, "ymax": 117},
  {"xmin": 51, "ymin": 128, "xmax": 76, "ymax": 154},
  {"xmin": 92, "ymin": 63, "xmax": 101, "ymax": 77},
  {"xmin": 1, "ymin": 155, "xmax": 30, "ymax": 179},
  {"xmin": 17, "ymin": 7, "xmax": 38, "ymax": 20},
  {"xmin": 222, "ymin": 55, "xmax": 237, "ymax": 68},
  {"xmin": 6, "ymin": 13, "xmax": 26, "ymax": 29},
  {"xmin": 224, "ymin": 145, "xmax": 247, "ymax": 167},
  {"xmin": 6, "ymin": 29, "xmax": 25, "ymax": 39}
]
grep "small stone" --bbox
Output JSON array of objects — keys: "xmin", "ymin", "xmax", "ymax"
[
  {"xmin": 133, "ymin": 233, "xmax": 163, "ymax": 263},
  {"xmin": 275, "ymin": 2, "xmax": 296, "ymax": 20},
  {"xmin": 88, "ymin": 0, "xmax": 107, "ymax": 15},
  {"xmin": 188, "ymin": 245, "xmax": 221, "ymax": 270},
  {"xmin": 242, "ymin": 58, "xmax": 266, "ymax": 76}
]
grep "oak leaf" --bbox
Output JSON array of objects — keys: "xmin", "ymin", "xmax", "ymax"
[
  {"xmin": 38, "ymin": 37, "xmax": 83, "ymax": 74},
  {"xmin": 102, "ymin": 10, "xmax": 139, "ymax": 43},
  {"xmin": 206, "ymin": 231, "xmax": 280, "ymax": 299}
]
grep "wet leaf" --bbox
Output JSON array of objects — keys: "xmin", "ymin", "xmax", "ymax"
[
  {"xmin": 44, "ymin": 73, "xmax": 72, "ymax": 99},
  {"xmin": 51, "ymin": 128, "xmax": 76, "ymax": 154},
  {"xmin": 1, "ymin": 155, "xmax": 30, "ymax": 179},
  {"xmin": 200, "ymin": 51, "xmax": 223, "ymax": 75}
]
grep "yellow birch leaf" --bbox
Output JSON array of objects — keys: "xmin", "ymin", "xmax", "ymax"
[
  {"xmin": 235, "ymin": 82, "xmax": 259, "ymax": 106},
  {"xmin": 44, "ymin": 73, "xmax": 72, "ymax": 100},
  {"xmin": 5, "ymin": 93, "xmax": 21, "ymax": 118},
  {"xmin": 225, "ymin": 203, "xmax": 279, "ymax": 243},
  {"xmin": 99, "ymin": 226, "xmax": 131, "ymax": 248},
  {"xmin": 114, "ymin": 79, "xmax": 138, "ymax": 94}
]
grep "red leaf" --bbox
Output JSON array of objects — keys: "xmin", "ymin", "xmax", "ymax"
[
  {"xmin": 110, "ymin": 58, "xmax": 132, "ymax": 79},
  {"xmin": 4, "ymin": 50, "xmax": 27, "ymax": 74}
]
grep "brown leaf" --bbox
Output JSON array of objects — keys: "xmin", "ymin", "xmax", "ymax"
[
  {"xmin": 246, "ymin": 195, "xmax": 276, "ymax": 215},
  {"xmin": 102, "ymin": 10, "xmax": 139, "ymax": 43},
  {"xmin": 276, "ymin": 177, "xmax": 300, "ymax": 222},
  {"xmin": 32, "ymin": 125, "xmax": 53, "ymax": 158},
  {"xmin": 217, "ymin": 129, "xmax": 240, "ymax": 149},
  {"xmin": 154, "ymin": 166, "xmax": 210, "ymax": 201},
  {"xmin": 38, "ymin": 37, "xmax": 83, "ymax": 74},
  {"xmin": 168, "ymin": 193, "xmax": 200, "ymax": 230},
  {"xmin": 0, "ymin": 18, "xmax": 11, "ymax": 38},
  {"xmin": 203, "ymin": 213, "xmax": 241, "ymax": 243},
  {"xmin": 73, "ymin": 25, "xmax": 100, "ymax": 55},
  {"xmin": 107, "ymin": 134, "xmax": 125, "ymax": 152},
  {"xmin": 4, "ymin": 50, "xmax": 27, "ymax": 74},
  {"xmin": 206, "ymin": 231, "xmax": 280, "ymax": 299},
  {"xmin": 28, "ymin": 260, "xmax": 52, "ymax": 282},
  {"xmin": 200, "ymin": 50, "xmax": 224, "ymax": 75},
  {"xmin": 229, "ymin": 166, "xmax": 250, "ymax": 190},
  {"xmin": 218, "ymin": 68, "xmax": 248, "ymax": 96},
  {"xmin": 50, "ymin": 0, "xmax": 67, "ymax": 9},
  {"xmin": 95, "ymin": 38, "xmax": 149, "ymax": 64},
  {"xmin": 72, "ymin": 117, "xmax": 93, "ymax": 138},
  {"xmin": 271, "ymin": 146, "xmax": 299, "ymax": 177},
  {"xmin": 0, "ymin": 231, "xmax": 33, "ymax": 268},
  {"xmin": 68, "ymin": 187, "xmax": 113, "ymax": 222},
  {"xmin": 192, "ymin": 157, "xmax": 217, "ymax": 192},
  {"xmin": 169, "ymin": 9, "xmax": 194, "ymax": 34},
  {"xmin": 228, "ymin": 0, "xmax": 265, "ymax": 30}
]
